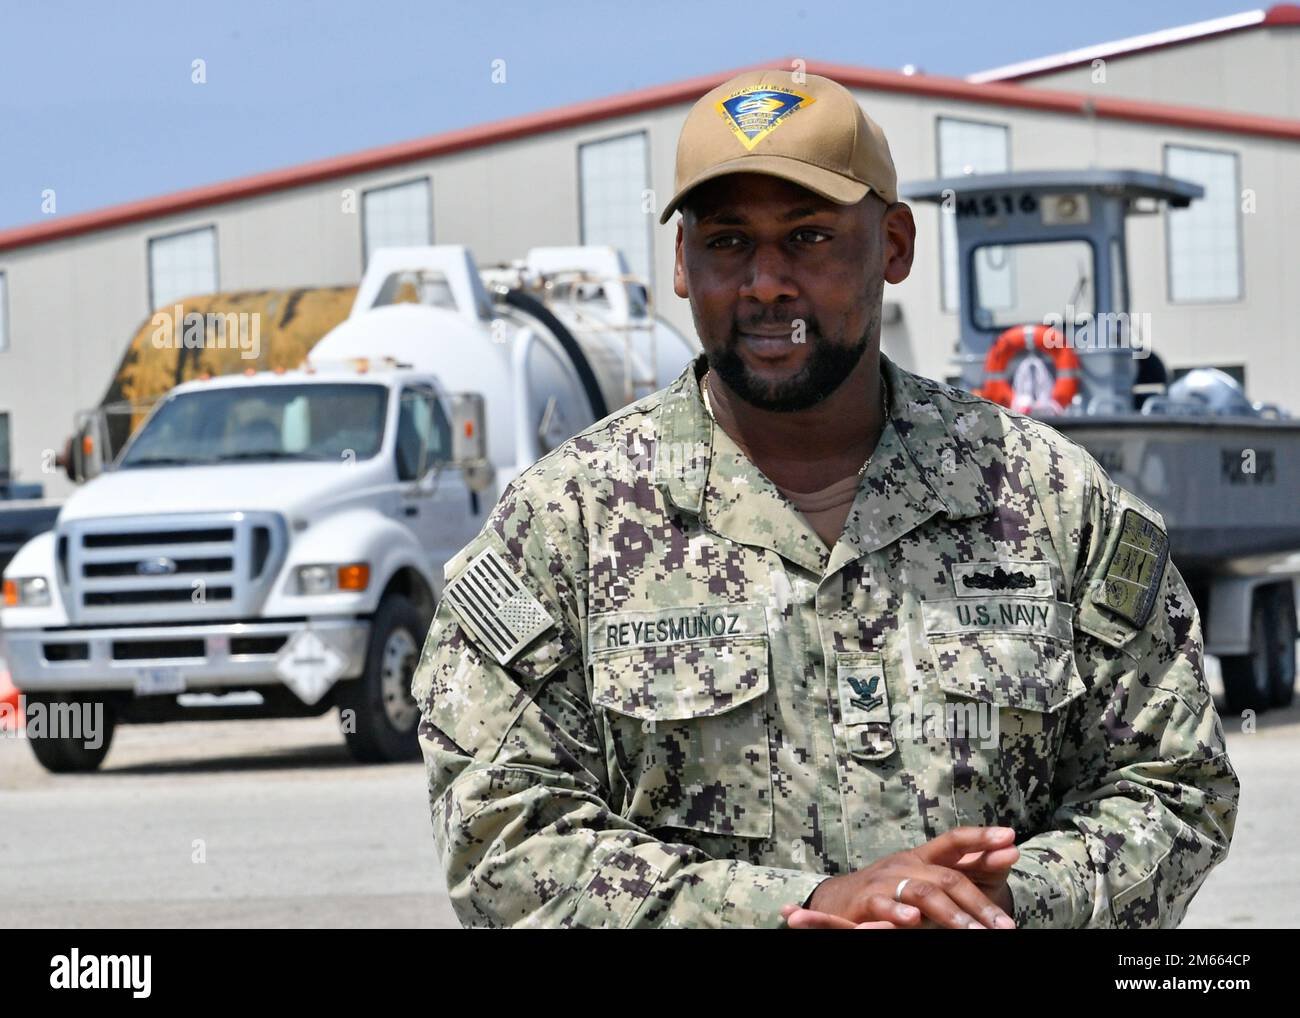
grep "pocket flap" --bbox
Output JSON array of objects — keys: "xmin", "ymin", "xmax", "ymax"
[
  {"xmin": 591, "ymin": 639, "xmax": 770, "ymax": 721},
  {"xmin": 924, "ymin": 597, "xmax": 1082, "ymax": 713},
  {"xmin": 588, "ymin": 603, "xmax": 769, "ymax": 721}
]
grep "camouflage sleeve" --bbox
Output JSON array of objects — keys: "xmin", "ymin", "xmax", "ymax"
[
  {"xmin": 413, "ymin": 478, "xmax": 824, "ymax": 928},
  {"xmin": 1006, "ymin": 456, "xmax": 1240, "ymax": 928}
]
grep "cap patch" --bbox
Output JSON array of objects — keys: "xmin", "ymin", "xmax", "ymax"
[{"xmin": 715, "ymin": 86, "xmax": 814, "ymax": 151}]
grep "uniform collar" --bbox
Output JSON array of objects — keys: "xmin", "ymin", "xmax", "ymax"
[{"xmin": 652, "ymin": 352, "xmax": 995, "ymax": 575}]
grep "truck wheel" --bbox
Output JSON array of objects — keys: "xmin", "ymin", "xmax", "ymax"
[
  {"xmin": 25, "ymin": 695, "xmax": 116, "ymax": 773},
  {"xmin": 1268, "ymin": 582, "xmax": 1297, "ymax": 708},
  {"xmin": 339, "ymin": 595, "xmax": 426, "ymax": 763},
  {"xmin": 1220, "ymin": 590, "xmax": 1273, "ymax": 715}
]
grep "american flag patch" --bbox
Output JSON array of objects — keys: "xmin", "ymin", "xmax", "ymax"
[{"xmin": 443, "ymin": 547, "xmax": 557, "ymax": 665}]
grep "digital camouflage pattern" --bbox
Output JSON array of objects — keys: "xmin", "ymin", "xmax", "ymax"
[{"xmin": 412, "ymin": 353, "xmax": 1239, "ymax": 928}]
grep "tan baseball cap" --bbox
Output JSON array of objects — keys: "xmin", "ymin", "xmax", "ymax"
[{"xmin": 659, "ymin": 68, "xmax": 898, "ymax": 225}]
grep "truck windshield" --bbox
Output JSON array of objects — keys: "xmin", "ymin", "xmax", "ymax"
[
  {"xmin": 971, "ymin": 239, "xmax": 1095, "ymax": 330},
  {"xmin": 118, "ymin": 383, "xmax": 388, "ymax": 468}
]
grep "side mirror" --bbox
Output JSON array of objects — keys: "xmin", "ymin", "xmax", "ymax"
[
  {"xmin": 416, "ymin": 463, "xmax": 440, "ymax": 493},
  {"xmin": 56, "ymin": 437, "xmax": 78, "ymax": 483},
  {"xmin": 449, "ymin": 393, "xmax": 494, "ymax": 494},
  {"xmin": 68, "ymin": 415, "xmax": 105, "ymax": 483}
]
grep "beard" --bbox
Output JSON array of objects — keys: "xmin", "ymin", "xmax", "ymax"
[{"xmin": 706, "ymin": 291, "xmax": 881, "ymax": 412}]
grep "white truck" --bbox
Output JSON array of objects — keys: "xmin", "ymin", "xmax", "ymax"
[{"xmin": 1, "ymin": 245, "xmax": 697, "ymax": 771}]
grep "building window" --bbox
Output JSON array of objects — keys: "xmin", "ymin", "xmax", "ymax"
[
  {"xmin": 579, "ymin": 131, "xmax": 652, "ymax": 286},
  {"xmin": 0, "ymin": 411, "xmax": 10, "ymax": 482},
  {"xmin": 936, "ymin": 118, "xmax": 1009, "ymax": 312},
  {"xmin": 148, "ymin": 226, "xmax": 218, "ymax": 312},
  {"xmin": 0, "ymin": 270, "xmax": 9, "ymax": 352},
  {"xmin": 362, "ymin": 178, "xmax": 432, "ymax": 267},
  {"xmin": 1171, "ymin": 364, "xmax": 1246, "ymax": 388},
  {"xmin": 1164, "ymin": 145, "xmax": 1242, "ymax": 302}
]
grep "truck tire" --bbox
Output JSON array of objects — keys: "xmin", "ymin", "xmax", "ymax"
[
  {"xmin": 1221, "ymin": 589, "xmax": 1273, "ymax": 715},
  {"xmin": 1268, "ymin": 582, "xmax": 1297, "ymax": 708},
  {"xmin": 338, "ymin": 595, "xmax": 426, "ymax": 763},
  {"xmin": 25, "ymin": 695, "xmax": 116, "ymax": 773}
]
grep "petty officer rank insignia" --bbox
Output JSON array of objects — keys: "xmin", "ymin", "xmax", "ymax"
[
  {"xmin": 443, "ymin": 547, "xmax": 557, "ymax": 666},
  {"xmin": 1099, "ymin": 509, "xmax": 1170, "ymax": 628},
  {"xmin": 716, "ymin": 85, "xmax": 813, "ymax": 150}
]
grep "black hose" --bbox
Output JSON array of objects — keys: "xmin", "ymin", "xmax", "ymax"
[{"xmin": 498, "ymin": 289, "xmax": 608, "ymax": 421}]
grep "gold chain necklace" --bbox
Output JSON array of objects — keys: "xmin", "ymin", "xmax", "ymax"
[{"xmin": 701, "ymin": 368, "xmax": 889, "ymax": 478}]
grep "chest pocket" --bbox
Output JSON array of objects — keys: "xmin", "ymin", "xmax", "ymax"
[
  {"xmin": 922, "ymin": 596, "xmax": 1085, "ymax": 828},
  {"xmin": 587, "ymin": 603, "xmax": 773, "ymax": 840}
]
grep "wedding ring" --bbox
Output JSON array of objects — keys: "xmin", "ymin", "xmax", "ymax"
[{"xmin": 894, "ymin": 878, "xmax": 911, "ymax": 902}]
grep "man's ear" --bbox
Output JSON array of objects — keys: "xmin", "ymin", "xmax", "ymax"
[
  {"xmin": 673, "ymin": 220, "xmax": 688, "ymax": 299},
  {"xmin": 882, "ymin": 202, "xmax": 916, "ymax": 286}
]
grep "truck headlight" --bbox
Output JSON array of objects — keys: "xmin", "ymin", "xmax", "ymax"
[
  {"xmin": 2, "ymin": 576, "xmax": 52, "ymax": 607},
  {"xmin": 293, "ymin": 563, "xmax": 370, "ymax": 595}
]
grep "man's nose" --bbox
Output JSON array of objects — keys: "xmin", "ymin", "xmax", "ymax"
[{"xmin": 737, "ymin": 244, "xmax": 799, "ymax": 305}]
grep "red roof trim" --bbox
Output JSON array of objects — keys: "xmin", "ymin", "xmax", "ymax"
[
  {"xmin": 812, "ymin": 59, "xmax": 1300, "ymax": 142},
  {"xmin": 1266, "ymin": 1, "xmax": 1300, "ymax": 21},
  {"xmin": 982, "ymin": 5, "xmax": 1300, "ymax": 83},
  {"xmin": 3, "ymin": 55, "xmax": 1299, "ymax": 254}
]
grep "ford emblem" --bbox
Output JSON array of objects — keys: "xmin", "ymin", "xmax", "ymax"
[{"xmin": 137, "ymin": 556, "xmax": 178, "ymax": 576}]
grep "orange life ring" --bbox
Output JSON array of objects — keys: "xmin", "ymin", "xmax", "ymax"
[{"xmin": 978, "ymin": 324, "xmax": 1080, "ymax": 408}]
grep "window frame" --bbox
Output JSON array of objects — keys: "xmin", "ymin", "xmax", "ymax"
[
  {"xmin": 0, "ymin": 269, "xmax": 8, "ymax": 354},
  {"xmin": 146, "ymin": 224, "xmax": 219, "ymax": 315},
  {"xmin": 394, "ymin": 383, "xmax": 450, "ymax": 482},
  {"xmin": 967, "ymin": 235, "xmax": 1099, "ymax": 333},
  {"xmin": 361, "ymin": 176, "xmax": 433, "ymax": 270},
  {"xmin": 935, "ymin": 115, "xmax": 1011, "ymax": 313},
  {"xmin": 1170, "ymin": 363, "xmax": 1246, "ymax": 388},
  {"xmin": 576, "ymin": 129, "xmax": 654, "ymax": 288},
  {"xmin": 0, "ymin": 410, "xmax": 10, "ymax": 483},
  {"xmin": 1162, "ymin": 142, "xmax": 1244, "ymax": 305}
]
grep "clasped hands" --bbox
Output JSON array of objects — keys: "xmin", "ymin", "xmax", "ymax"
[{"xmin": 781, "ymin": 826, "xmax": 1019, "ymax": 929}]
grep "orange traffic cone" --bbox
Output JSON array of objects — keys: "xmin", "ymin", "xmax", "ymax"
[{"xmin": 0, "ymin": 665, "xmax": 20, "ymax": 731}]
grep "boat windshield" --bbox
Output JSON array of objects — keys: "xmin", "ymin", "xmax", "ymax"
[{"xmin": 971, "ymin": 239, "xmax": 1095, "ymax": 331}]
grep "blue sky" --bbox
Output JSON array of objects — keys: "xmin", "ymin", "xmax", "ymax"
[{"xmin": 0, "ymin": 0, "xmax": 1253, "ymax": 231}]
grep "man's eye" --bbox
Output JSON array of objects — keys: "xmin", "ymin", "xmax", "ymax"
[
  {"xmin": 793, "ymin": 228, "xmax": 831, "ymax": 243},
  {"xmin": 707, "ymin": 236, "xmax": 744, "ymax": 250}
]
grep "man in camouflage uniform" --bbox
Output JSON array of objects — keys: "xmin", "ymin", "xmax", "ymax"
[{"xmin": 412, "ymin": 69, "xmax": 1239, "ymax": 928}]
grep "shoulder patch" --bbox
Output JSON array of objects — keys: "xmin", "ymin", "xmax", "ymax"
[
  {"xmin": 1097, "ymin": 508, "xmax": 1169, "ymax": 628},
  {"xmin": 443, "ymin": 547, "xmax": 557, "ymax": 665}
]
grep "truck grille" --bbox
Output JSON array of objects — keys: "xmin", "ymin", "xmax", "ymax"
[{"xmin": 59, "ymin": 512, "xmax": 287, "ymax": 625}]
